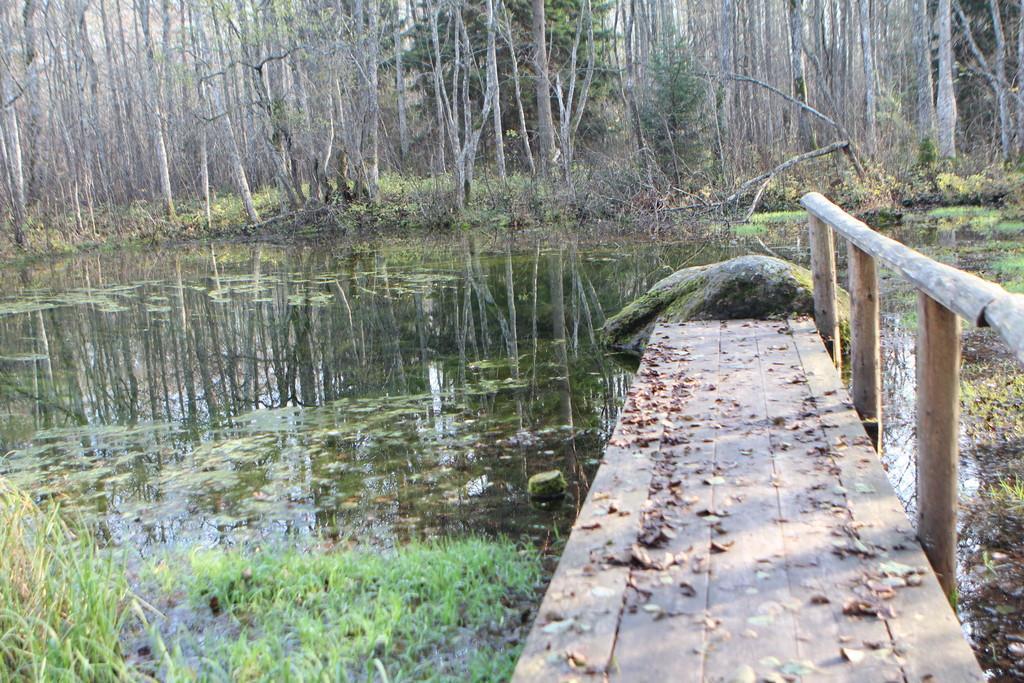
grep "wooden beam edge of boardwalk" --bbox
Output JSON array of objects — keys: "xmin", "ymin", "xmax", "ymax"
[{"xmin": 512, "ymin": 318, "xmax": 983, "ymax": 682}]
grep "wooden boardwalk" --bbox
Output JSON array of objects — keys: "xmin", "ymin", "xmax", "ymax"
[{"xmin": 513, "ymin": 318, "xmax": 983, "ymax": 682}]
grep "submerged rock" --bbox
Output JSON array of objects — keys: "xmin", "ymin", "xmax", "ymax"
[
  {"xmin": 603, "ymin": 255, "xmax": 847, "ymax": 352},
  {"xmin": 527, "ymin": 470, "xmax": 567, "ymax": 500}
]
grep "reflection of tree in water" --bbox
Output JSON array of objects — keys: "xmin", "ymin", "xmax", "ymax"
[{"xmin": 0, "ymin": 241, "xmax": 731, "ymax": 549}]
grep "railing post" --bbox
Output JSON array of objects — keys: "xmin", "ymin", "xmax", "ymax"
[
  {"xmin": 847, "ymin": 242, "xmax": 882, "ymax": 449},
  {"xmin": 808, "ymin": 213, "xmax": 841, "ymax": 368},
  {"xmin": 916, "ymin": 292, "xmax": 961, "ymax": 598}
]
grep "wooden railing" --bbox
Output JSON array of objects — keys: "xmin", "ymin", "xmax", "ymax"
[{"xmin": 801, "ymin": 192, "xmax": 1024, "ymax": 596}]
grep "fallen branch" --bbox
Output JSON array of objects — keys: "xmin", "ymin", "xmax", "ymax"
[
  {"xmin": 669, "ymin": 141, "xmax": 850, "ymax": 216},
  {"xmin": 718, "ymin": 72, "xmax": 866, "ymax": 178},
  {"xmin": 723, "ymin": 73, "xmax": 838, "ymax": 128}
]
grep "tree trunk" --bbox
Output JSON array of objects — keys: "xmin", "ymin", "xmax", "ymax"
[
  {"xmin": 531, "ymin": 0, "xmax": 555, "ymax": 176},
  {"xmin": 936, "ymin": 0, "xmax": 957, "ymax": 158},
  {"xmin": 486, "ymin": 0, "xmax": 506, "ymax": 179},
  {"xmin": 858, "ymin": 0, "xmax": 877, "ymax": 155},
  {"xmin": 394, "ymin": 13, "xmax": 409, "ymax": 167},
  {"xmin": 789, "ymin": 0, "xmax": 814, "ymax": 149},
  {"xmin": 1018, "ymin": 0, "xmax": 1024, "ymax": 154},
  {"xmin": 912, "ymin": 0, "xmax": 936, "ymax": 145},
  {"xmin": 988, "ymin": 0, "xmax": 1011, "ymax": 160},
  {"xmin": 1, "ymin": 104, "xmax": 27, "ymax": 246},
  {"xmin": 137, "ymin": 0, "xmax": 176, "ymax": 218},
  {"xmin": 502, "ymin": 3, "xmax": 535, "ymax": 174}
]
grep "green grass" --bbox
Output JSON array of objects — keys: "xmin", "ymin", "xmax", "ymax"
[
  {"xmin": 988, "ymin": 477, "xmax": 1024, "ymax": 512},
  {"xmin": 145, "ymin": 540, "xmax": 541, "ymax": 681},
  {"xmin": 991, "ymin": 254, "xmax": 1024, "ymax": 292},
  {"xmin": 0, "ymin": 483, "xmax": 543, "ymax": 682},
  {"xmin": 993, "ymin": 254, "xmax": 1024, "ymax": 274},
  {"xmin": 0, "ymin": 482, "xmax": 137, "ymax": 682},
  {"xmin": 991, "ymin": 220, "xmax": 1024, "ymax": 234},
  {"xmin": 962, "ymin": 360, "xmax": 1024, "ymax": 440},
  {"xmin": 731, "ymin": 222, "xmax": 766, "ymax": 236},
  {"xmin": 748, "ymin": 210, "xmax": 805, "ymax": 224},
  {"xmin": 926, "ymin": 205, "xmax": 1001, "ymax": 219}
]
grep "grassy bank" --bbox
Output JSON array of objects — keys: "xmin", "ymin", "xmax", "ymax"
[
  {"xmin": 3, "ymin": 162, "xmax": 1022, "ymax": 264},
  {"xmin": 0, "ymin": 483, "xmax": 542, "ymax": 682}
]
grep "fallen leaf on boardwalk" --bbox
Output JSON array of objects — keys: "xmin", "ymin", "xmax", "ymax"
[
  {"xmin": 710, "ymin": 540, "xmax": 734, "ymax": 554},
  {"xmin": 679, "ymin": 582, "xmax": 697, "ymax": 597},
  {"xmin": 642, "ymin": 603, "xmax": 666, "ymax": 619},
  {"xmin": 779, "ymin": 660, "xmax": 817, "ymax": 676},
  {"xmin": 866, "ymin": 580, "xmax": 896, "ymax": 599},
  {"xmin": 631, "ymin": 544, "xmax": 661, "ymax": 570},
  {"xmin": 878, "ymin": 561, "xmax": 918, "ymax": 578},
  {"xmin": 542, "ymin": 619, "xmax": 575, "ymax": 635},
  {"xmin": 704, "ymin": 476, "xmax": 727, "ymax": 486},
  {"xmin": 727, "ymin": 664, "xmax": 757, "ymax": 683},
  {"xmin": 566, "ymin": 650, "xmax": 587, "ymax": 668},
  {"xmin": 842, "ymin": 647, "xmax": 866, "ymax": 664},
  {"xmin": 809, "ymin": 594, "xmax": 831, "ymax": 605},
  {"xmin": 577, "ymin": 521, "xmax": 601, "ymax": 530},
  {"xmin": 843, "ymin": 599, "xmax": 897, "ymax": 619}
]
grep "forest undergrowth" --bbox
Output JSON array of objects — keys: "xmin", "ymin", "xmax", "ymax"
[{"xmin": 2, "ymin": 158, "xmax": 1022, "ymax": 263}]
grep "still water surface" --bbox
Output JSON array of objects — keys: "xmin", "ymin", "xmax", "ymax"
[{"xmin": 0, "ymin": 240, "xmax": 740, "ymax": 550}]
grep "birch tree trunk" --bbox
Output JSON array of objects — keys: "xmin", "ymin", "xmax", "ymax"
[
  {"xmin": 486, "ymin": 0, "xmax": 506, "ymax": 179},
  {"xmin": 912, "ymin": 0, "xmax": 936, "ymax": 146},
  {"xmin": 1, "ymin": 103, "xmax": 27, "ymax": 246},
  {"xmin": 789, "ymin": 0, "xmax": 814, "ymax": 149},
  {"xmin": 988, "ymin": 0, "xmax": 1011, "ymax": 160},
  {"xmin": 936, "ymin": 0, "xmax": 957, "ymax": 158},
  {"xmin": 1018, "ymin": 0, "xmax": 1024, "ymax": 154},
  {"xmin": 858, "ymin": 0, "xmax": 877, "ymax": 155},
  {"xmin": 531, "ymin": 0, "xmax": 555, "ymax": 176},
  {"xmin": 137, "ymin": 0, "xmax": 176, "ymax": 218},
  {"xmin": 719, "ymin": 0, "xmax": 734, "ymax": 137},
  {"xmin": 394, "ymin": 13, "xmax": 409, "ymax": 167},
  {"xmin": 502, "ymin": 4, "xmax": 535, "ymax": 174}
]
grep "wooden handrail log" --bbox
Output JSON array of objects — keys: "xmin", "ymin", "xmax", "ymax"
[
  {"xmin": 985, "ymin": 293, "xmax": 1024, "ymax": 363},
  {"xmin": 801, "ymin": 192, "xmax": 1006, "ymax": 327}
]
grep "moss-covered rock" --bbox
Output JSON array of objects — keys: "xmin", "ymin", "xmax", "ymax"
[
  {"xmin": 527, "ymin": 470, "xmax": 567, "ymax": 500},
  {"xmin": 603, "ymin": 255, "xmax": 848, "ymax": 352}
]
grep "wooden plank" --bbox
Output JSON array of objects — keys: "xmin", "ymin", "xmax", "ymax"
[
  {"xmin": 698, "ymin": 322, "xmax": 802, "ymax": 680},
  {"xmin": 610, "ymin": 323, "xmax": 721, "ymax": 682},
  {"xmin": 753, "ymin": 321, "xmax": 903, "ymax": 681},
  {"xmin": 789, "ymin": 318, "xmax": 983, "ymax": 682},
  {"xmin": 847, "ymin": 242, "xmax": 882, "ymax": 445},
  {"xmin": 808, "ymin": 213, "xmax": 841, "ymax": 367},
  {"xmin": 511, "ymin": 323, "xmax": 697, "ymax": 681},
  {"xmin": 801, "ymin": 192, "xmax": 1004, "ymax": 326},
  {"xmin": 915, "ymin": 293, "xmax": 961, "ymax": 596}
]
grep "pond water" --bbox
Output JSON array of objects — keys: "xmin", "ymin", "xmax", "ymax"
[
  {"xmin": 0, "ymin": 239, "xmax": 744, "ymax": 552},
  {"xmin": 1, "ymin": 212, "xmax": 1023, "ymax": 678}
]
